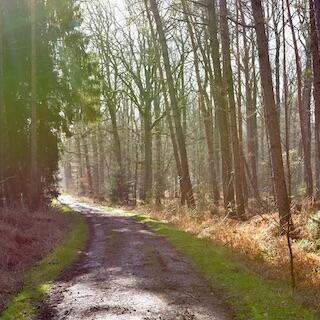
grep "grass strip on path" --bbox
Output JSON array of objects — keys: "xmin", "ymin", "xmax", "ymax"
[
  {"xmin": 136, "ymin": 215, "xmax": 319, "ymax": 320},
  {"xmin": 0, "ymin": 206, "xmax": 88, "ymax": 320}
]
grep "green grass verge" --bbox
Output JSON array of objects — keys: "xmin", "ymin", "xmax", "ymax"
[
  {"xmin": 0, "ymin": 206, "xmax": 88, "ymax": 320},
  {"xmin": 136, "ymin": 215, "xmax": 320, "ymax": 320}
]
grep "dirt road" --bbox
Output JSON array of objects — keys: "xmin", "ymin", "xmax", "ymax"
[{"xmin": 38, "ymin": 196, "xmax": 233, "ymax": 320}]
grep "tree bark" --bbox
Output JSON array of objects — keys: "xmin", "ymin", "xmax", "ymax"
[
  {"xmin": 251, "ymin": 35, "xmax": 260, "ymax": 199},
  {"xmin": 311, "ymin": 0, "xmax": 320, "ymax": 198},
  {"xmin": 251, "ymin": 0, "xmax": 290, "ymax": 233},
  {"xmin": 91, "ymin": 130, "xmax": 100, "ymax": 198},
  {"xmin": 181, "ymin": 0, "xmax": 219, "ymax": 204},
  {"xmin": 30, "ymin": 0, "xmax": 40, "ymax": 210},
  {"xmin": 141, "ymin": 106, "xmax": 153, "ymax": 203},
  {"xmin": 303, "ymin": 41, "xmax": 313, "ymax": 196},
  {"xmin": 314, "ymin": 0, "xmax": 320, "ymax": 44},
  {"xmin": 239, "ymin": 0, "xmax": 259, "ymax": 200},
  {"xmin": 235, "ymin": 0, "xmax": 248, "ymax": 205},
  {"xmin": 108, "ymin": 102, "xmax": 127, "ymax": 202},
  {"xmin": 97, "ymin": 125, "xmax": 105, "ymax": 198},
  {"xmin": 282, "ymin": 0, "xmax": 292, "ymax": 199},
  {"xmin": 149, "ymin": 0, "xmax": 196, "ymax": 208},
  {"xmin": 207, "ymin": 0, "xmax": 235, "ymax": 212},
  {"xmin": 83, "ymin": 134, "xmax": 93, "ymax": 196},
  {"xmin": 286, "ymin": 0, "xmax": 313, "ymax": 197},
  {"xmin": 154, "ymin": 86, "xmax": 163, "ymax": 206},
  {"xmin": 75, "ymin": 134, "xmax": 85, "ymax": 196},
  {"xmin": 0, "ymin": 5, "xmax": 7, "ymax": 207},
  {"xmin": 219, "ymin": 0, "xmax": 245, "ymax": 216},
  {"xmin": 272, "ymin": 1, "xmax": 281, "ymax": 121}
]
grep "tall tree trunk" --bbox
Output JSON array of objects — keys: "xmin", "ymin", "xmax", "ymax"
[
  {"xmin": 0, "ymin": 5, "xmax": 6, "ymax": 207},
  {"xmin": 164, "ymin": 87, "xmax": 184, "ymax": 201},
  {"xmin": 149, "ymin": 0, "xmax": 196, "ymax": 208},
  {"xmin": 30, "ymin": 0, "xmax": 40, "ymax": 210},
  {"xmin": 272, "ymin": 1, "xmax": 281, "ymax": 121},
  {"xmin": 142, "ymin": 107, "xmax": 153, "ymax": 203},
  {"xmin": 181, "ymin": 0, "xmax": 219, "ymax": 204},
  {"xmin": 92, "ymin": 131, "xmax": 100, "ymax": 198},
  {"xmin": 108, "ymin": 102, "xmax": 127, "ymax": 202},
  {"xmin": 239, "ymin": 1, "xmax": 259, "ymax": 200},
  {"xmin": 251, "ymin": 36, "xmax": 260, "ymax": 199},
  {"xmin": 286, "ymin": 0, "xmax": 313, "ymax": 197},
  {"xmin": 303, "ymin": 41, "xmax": 313, "ymax": 196},
  {"xmin": 207, "ymin": 0, "xmax": 235, "ymax": 212},
  {"xmin": 219, "ymin": 0, "xmax": 245, "ymax": 216},
  {"xmin": 311, "ymin": 0, "xmax": 320, "ymax": 198},
  {"xmin": 83, "ymin": 135, "xmax": 93, "ymax": 196},
  {"xmin": 251, "ymin": 0, "xmax": 290, "ymax": 233},
  {"xmin": 158, "ymin": 60, "xmax": 184, "ymax": 201},
  {"xmin": 97, "ymin": 125, "xmax": 105, "ymax": 198},
  {"xmin": 314, "ymin": 0, "xmax": 320, "ymax": 43},
  {"xmin": 236, "ymin": 0, "xmax": 248, "ymax": 205},
  {"xmin": 75, "ymin": 135, "xmax": 85, "ymax": 196},
  {"xmin": 64, "ymin": 140, "xmax": 72, "ymax": 195},
  {"xmin": 144, "ymin": 1, "xmax": 185, "ymax": 203},
  {"xmin": 283, "ymin": 0, "xmax": 292, "ymax": 199},
  {"xmin": 154, "ymin": 88, "xmax": 163, "ymax": 206}
]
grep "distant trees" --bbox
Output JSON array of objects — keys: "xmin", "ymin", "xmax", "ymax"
[
  {"xmin": 3, "ymin": 0, "xmax": 320, "ymax": 232},
  {"xmin": 59, "ymin": 0, "xmax": 320, "ymax": 232}
]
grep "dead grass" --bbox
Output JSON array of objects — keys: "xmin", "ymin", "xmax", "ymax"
[
  {"xmin": 140, "ymin": 200, "xmax": 320, "ymax": 311},
  {"xmin": 0, "ymin": 205, "xmax": 72, "ymax": 312}
]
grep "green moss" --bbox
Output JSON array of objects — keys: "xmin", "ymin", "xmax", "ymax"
[
  {"xmin": 0, "ymin": 207, "xmax": 88, "ymax": 320},
  {"xmin": 136, "ymin": 215, "xmax": 319, "ymax": 320}
]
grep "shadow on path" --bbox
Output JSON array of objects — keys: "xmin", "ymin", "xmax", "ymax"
[{"xmin": 38, "ymin": 197, "xmax": 234, "ymax": 320}]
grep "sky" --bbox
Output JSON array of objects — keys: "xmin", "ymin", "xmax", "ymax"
[{"xmin": 105, "ymin": 0, "xmax": 126, "ymax": 25}]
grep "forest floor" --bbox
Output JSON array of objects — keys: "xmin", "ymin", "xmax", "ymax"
[
  {"xmin": 0, "ymin": 205, "xmax": 73, "ymax": 312},
  {"xmin": 38, "ymin": 196, "xmax": 233, "ymax": 320}
]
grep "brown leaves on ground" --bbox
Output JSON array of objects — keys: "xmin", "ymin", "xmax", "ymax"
[
  {"xmin": 143, "ymin": 200, "xmax": 320, "ymax": 310},
  {"xmin": 0, "ymin": 206, "xmax": 72, "ymax": 312}
]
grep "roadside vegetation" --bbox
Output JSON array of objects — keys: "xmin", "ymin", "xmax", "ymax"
[
  {"xmin": 0, "ymin": 206, "xmax": 87, "ymax": 320},
  {"xmin": 136, "ymin": 212, "xmax": 320, "ymax": 320},
  {"xmin": 138, "ymin": 201, "xmax": 320, "ymax": 310},
  {"xmin": 76, "ymin": 195, "xmax": 320, "ymax": 318}
]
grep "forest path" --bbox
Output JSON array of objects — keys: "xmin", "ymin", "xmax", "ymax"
[{"xmin": 38, "ymin": 196, "xmax": 233, "ymax": 320}]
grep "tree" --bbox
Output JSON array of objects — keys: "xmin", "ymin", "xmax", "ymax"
[
  {"xmin": 30, "ymin": 0, "xmax": 39, "ymax": 210},
  {"xmin": 180, "ymin": 0, "xmax": 219, "ymax": 204},
  {"xmin": 149, "ymin": 0, "xmax": 196, "ymax": 208},
  {"xmin": 0, "ymin": 0, "xmax": 98, "ymax": 206},
  {"xmin": 286, "ymin": 0, "xmax": 313, "ymax": 198},
  {"xmin": 207, "ymin": 0, "xmax": 235, "ymax": 212},
  {"xmin": 251, "ymin": 0, "xmax": 290, "ymax": 233},
  {"xmin": 310, "ymin": 0, "xmax": 320, "ymax": 198},
  {"xmin": 238, "ymin": 0, "xmax": 259, "ymax": 200},
  {"xmin": 0, "ymin": 2, "xmax": 6, "ymax": 207},
  {"xmin": 219, "ymin": 0, "xmax": 245, "ymax": 216}
]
